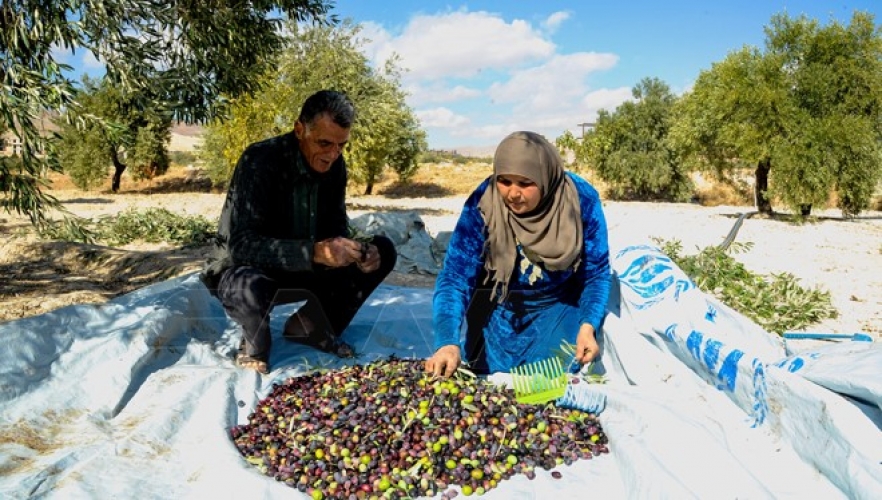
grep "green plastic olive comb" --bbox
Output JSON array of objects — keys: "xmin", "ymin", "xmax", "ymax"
[{"xmin": 510, "ymin": 357, "xmax": 569, "ymax": 405}]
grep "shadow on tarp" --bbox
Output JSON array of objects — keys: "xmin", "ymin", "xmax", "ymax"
[{"xmin": 258, "ymin": 284, "xmax": 436, "ymax": 380}]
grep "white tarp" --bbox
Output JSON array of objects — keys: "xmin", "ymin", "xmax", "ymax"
[{"xmin": 1, "ymin": 244, "xmax": 881, "ymax": 499}]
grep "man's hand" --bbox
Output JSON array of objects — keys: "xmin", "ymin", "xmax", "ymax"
[
  {"xmin": 313, "ymin": 237, "xmax": 363, "ymax": 267},
  {"xmin": 575, "ymin": 323, "xmax": 600, "ymax": 364},
  {"xmin": 425, "ymin": 345, "xmax": 461, "ymax": 378},
  {"xmin": 356, "ymin": 243, "xmax": 381, "ymax": 273}
]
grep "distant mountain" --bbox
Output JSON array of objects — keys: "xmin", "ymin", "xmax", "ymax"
[
  {"xmin": 170, "ymin": 122, "xmax": 205, "ymax": 137},
  {"xmin": 169, "ymin": 122, "xmax": 204, "ymax": 152}
]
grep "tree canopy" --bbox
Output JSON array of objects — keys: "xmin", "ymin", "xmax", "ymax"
[
  {"xmin": 672, "ymin": 11, "xmax": 882, "ymax": 216},
  {"xmin": 1, "ymin": 0, "xmax": 334, "ymax": 223},
  {"xmin": 200, "ymin": 20, "xmax": 426, "ymax": 193},
  {"xmin": 57, "ymin": 77, "xmax": 172, "ymax": 192},
  {"xmin": 559, "ymin": 78, "xmax": 692, "ymax": 202}
]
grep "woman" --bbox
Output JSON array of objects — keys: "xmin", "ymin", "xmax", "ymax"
[{"xmin": 425, "ymin": 131, "xmax": 611, "ymax": 377}]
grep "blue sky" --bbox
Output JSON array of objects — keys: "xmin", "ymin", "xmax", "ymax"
[
  {"xmin": 59, "ymin": 1, "xmax": 879, "ymax": 151},
  {"xmin": 333, "ymin": 1, "xmax": 879, "ymax": 151}
]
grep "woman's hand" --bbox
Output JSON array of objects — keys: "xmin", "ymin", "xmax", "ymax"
[
  {"xmin": 575, "ymin": 324, "xmax": 600, "ymax": 364},
  {"xmin": 425, "ymin": 345, "xmax": 461, "ymax": 378}
]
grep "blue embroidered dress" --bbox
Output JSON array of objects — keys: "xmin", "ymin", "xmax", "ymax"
[{"xmin": 433, "ymin": 173, "xmax": 612, "ymax": 374}]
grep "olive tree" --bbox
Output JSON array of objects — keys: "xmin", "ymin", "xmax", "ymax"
[
  {"xmin": 200, "ymin": 20, "xmax": 426, "ymax": 193},
  {"xmin": 1, "ymin": 0, "xmax": 334, "ymax": 223},
  {"xmin": 672, "ymin": 11, "xmax": 882, "ymax": 216},
  {"xmin": 57, "ymin": 77, "xmax": 172, "ymax": 191},
  {"xmin": 574, "ymin": 77, "xmax": 692, "ymax": 201}
]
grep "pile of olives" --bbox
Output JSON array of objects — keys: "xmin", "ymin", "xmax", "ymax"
[{"xmin": 231, "ymin": 357, "xmax": 608, "ymax": 499}]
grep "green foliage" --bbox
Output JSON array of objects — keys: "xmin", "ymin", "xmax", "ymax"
[
  {"xmin": 56, "ymin": 76, "xmax": 173, "ymax": 190},
  {"xmin": 97, "ymin": 208, "xmax": 215, "ymax": 247},
  {"xmin": 2, "ymin": 1, "xmax": 334, "ymax": 222},
  {"xmin": 346, "ymin": 55, "xmax": 427, "ymax": 192},
  {"xmin": 0, "ymin": 154, "xmax": 58, "ymax": 217},
  {"xmin": 56, "ymin": 119, "xmax": 110, "ymax": 190},
  {"xmin": 672, "ymin": 11, "xmax": 882, "ymax": 217},
  {"xmin": 419, "ymin": 150, "xmax": 490, "ymax": 165},
  {"xmin": 655, "ymin": 238, "xmax": 838, "ymax": 335},
  {"xmin": 129, "ymin": 120, "xmax": 171, "ymax": 181},
  {"xmin": 584, "ymin": 78, "xmax": 693, "ymax": 202},
  {"xmin": 200, "ymin": 20, "xmax": 427, "ymax": 191},
  {"xmin": 169, "ymin": 151, "xmax": 199, "ymax": 167},
  {"xmin": 555, "ymin": 130, "xmax": 588, "ymax": 171},
  {"xmin": 386, "ymin": 118, "xmax": 425, "ymax": 183},
  {"xmin": 38, "ymin": 208, "xmax": 216, "ymax": 248},
  {"xmin": 35, "ymin": 216, "xmax": 99, "ymax": 244}
]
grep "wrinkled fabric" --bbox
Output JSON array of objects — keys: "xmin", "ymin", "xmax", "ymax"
[
  {"xmin": 2, "ymin": 258, "xmax": 881, "ymax": 497},
  {"xmin": 479, "ymin": 284, "xmax": 584, "ymax": 373},
  {"xmin": 478, "ymin": 131, "xmax": 582, "ymax": 301}
]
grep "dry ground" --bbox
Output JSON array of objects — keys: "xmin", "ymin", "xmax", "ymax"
[
  {"xmin": 1, "ymin": 163, "xmax": 881, "ymax": 339},
  {"xmin": 0, "ymin": 163, "xmax": 490, "ymax": 322}
]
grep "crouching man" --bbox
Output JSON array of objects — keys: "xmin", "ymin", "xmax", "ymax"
[{"xmin": 200, "ymin": 90, "xmax": 396, "ymax": 374}]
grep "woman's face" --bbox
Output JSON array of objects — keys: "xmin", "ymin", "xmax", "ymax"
[{"xmin": 496, "ymin": 174, "xmax": 541, "ymax": 215}]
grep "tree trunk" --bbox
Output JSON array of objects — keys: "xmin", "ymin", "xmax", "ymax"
[
  {"xmin": 110, "ymin": 149, "xmax": 126, "ymax": 193},
  {"xmin": 754, "ymin": 159, "xmax": 772, "ymax": 214},
  {"xmin": 364, "ymin": 182, "xmax": 374, "ymax": 195},
  {"xmin": 800, "ymin": 204, "xmax": 812, "ymax": 216}
]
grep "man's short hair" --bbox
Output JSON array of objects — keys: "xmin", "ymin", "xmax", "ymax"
[{"xmin": 298, "ymin": 90, "xmax": 356, "ymax": 128}]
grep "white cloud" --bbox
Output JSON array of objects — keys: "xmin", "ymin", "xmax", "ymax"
[
  {"xmin": 356, "ymin": 20, "xmax": 392, "ymax": 61},
  {"xmin": 354, "ymin": 8, "xmax": 632, "ymax": 148},
  {"xmin": 81, "ymin": 50, "xmax": 104, "ymax": 70},
  {"xmin": 50, "ymin": 43, "xmax": 73, "ymax": 65},
  {"xmin": 464, "ymin": 122, "xmax": 522, "ymax": 142},
  {"xmin": 406, "ymin": 83, "xmax": 482, "ymax": 106},
  {"xmin": 416, "ymin": 107, "xmax": 470, "ymax": 128},
  {"xmin": 671, "ymin": 79, "xmax": 695, "ymax": 96},
  {"xmin": 580, "ymin": 87, "xmax": 634, "ymax": 113},
  {"xmin": 366, "ymin": 9, "xmax": 555, "ymax": 80},
  {"xmin": 543, "ymin": 11, "xmax": 570, "ymax": 33},
  {"xmin": 477, "ymin": 56, "xmax": 632, "ymax": 144},
  {"xmin": 488, "ymin": 52, "xmax": 619, "ymax": 110}
]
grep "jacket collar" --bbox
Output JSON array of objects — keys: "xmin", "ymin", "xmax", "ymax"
[{"xmin": 281, "ymin": 130, "xmax": 316, "ymax": 180}]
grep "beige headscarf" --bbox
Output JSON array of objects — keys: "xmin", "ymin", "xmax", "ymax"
[{"xmin": 478, "ymin": 131, "xmax": 583, "ymax": 301}]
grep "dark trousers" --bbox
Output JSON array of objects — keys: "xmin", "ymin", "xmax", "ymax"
[
  {"xmin": 463, "ymin": 267, "xmax": 493, "ymax": 374},
  {"xmin": 216, "ymin": 236, "xmax": 396, "ymax": 357}
]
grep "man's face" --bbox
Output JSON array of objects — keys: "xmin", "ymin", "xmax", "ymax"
[{"xmin": 295, "ymin": 114, "xmax": 350, "ymax": 174}]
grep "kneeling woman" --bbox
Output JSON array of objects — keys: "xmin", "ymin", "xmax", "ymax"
[{"xmin": 425, "ymin": 131, "xmax": 611, "ymax": 377}]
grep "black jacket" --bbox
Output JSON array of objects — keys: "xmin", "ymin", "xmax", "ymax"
[{"xmin": 201, "ymin": 131, "xmax": 349, "ymax": 289}]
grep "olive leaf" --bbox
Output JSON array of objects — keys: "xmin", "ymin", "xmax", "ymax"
[
  {"xmin": 347, "ymin": 224, "xmax": 374, "ymax": 243},
  {"xmin": 653, "ymin": 237, "xmax": 837, "ymax": 335}
]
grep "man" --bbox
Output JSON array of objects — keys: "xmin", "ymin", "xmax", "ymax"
[{"xmin": 200, "ymin": 90, "xmax": 397, "ymax": 374}]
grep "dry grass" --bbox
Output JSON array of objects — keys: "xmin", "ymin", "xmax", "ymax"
[
  {"xmin": 45, "ymin": 164, "xmax": 218, "ymax": 195},
  {"xmin": 349, "ymin": 161, "xmax": 494, "ymax": 198},
  {"xmin": 48, "ymin": 160, "xmax": 877, "ymax": 211},
  {"xmin": 694, "ymin": 182, "xmax": 754, "ymax": 207},
  {"xmin": 352, "ymin": 162, "xmax": 755, "ymax": 208},
  {"xmin": 47, "ymin": 161, "xmax": 493, "ymax": 199},
  {"xmin": 42, "ymin": 152, "xmax": 881, "ymax": 211}
]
